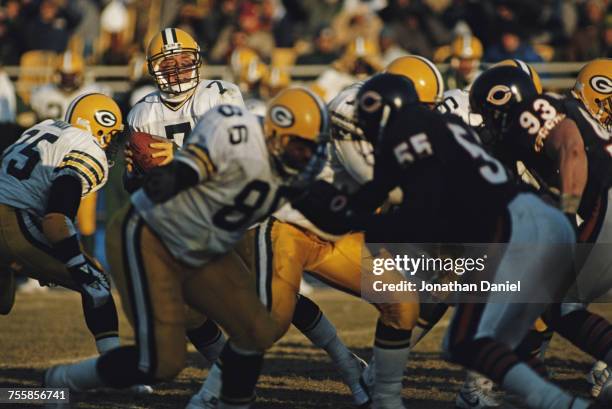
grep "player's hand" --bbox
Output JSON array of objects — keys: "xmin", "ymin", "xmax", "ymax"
[
  {"xmin": 149, "ymin": 141, "xmax": 174, "ymax": 166},
  {"xmin": 67, "ymin": 259, "xmax": 111, "ymax": 308},
  {"xmin": 292, "ymin": 180, "xmax": 353, "ymax": 235},
  {"xmin": 124, "ymin": 144, "xmax": 135, "ymax": 173},
  {"xmin": 143, "ymin": 163, "xmax": 178, "ymax": 204}
]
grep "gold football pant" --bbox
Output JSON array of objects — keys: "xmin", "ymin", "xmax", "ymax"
[
  {"xmin": 105, "ymin": 205, "xmax": 279, "ymax": 380},
  {"xmin": 0, "ymin": 204, "xmax": 118, "ymax": 341},
  {"xmin": 0, "ymin": 203, "xmax": 79, "ymax": 290},
  {"xmin": 235, "ymin": 217, "xmax": 419, "ymax": 343}
]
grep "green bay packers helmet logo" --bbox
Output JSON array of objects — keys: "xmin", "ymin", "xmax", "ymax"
[
  {"xmin": 359, "ymin": 90, "xmax": 383, "ymax": 113},
  {"xmin": 590, "ymin": 75, "xmax": 612, "ymax": 94},
  {"xmin": 486, "ymin": 85, "xmax": 513, "ymax": 106},
  {"xmin": 270, "ymin": 105, "xmax": 294, "ymax": 128},
  {"xmin": 94, "ymin": 110, "xmax": 118, "ymax": 127}
]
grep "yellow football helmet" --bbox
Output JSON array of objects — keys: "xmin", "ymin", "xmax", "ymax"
[
  {"xmin": 261, "ymin": 66, "xmax": 291, "ymax": 98},
  {"xmin": 147, "ymin": 28, "xmax": 202, "ymax": 96},
  {"xmin": 572, "ymin": 59, "xmax": 612, "ymax": 132},
  {"xmin": 337, "ymin": 36, "xmax": 383, "ymax": 77},
  {"xmin": 56, "ymin": 51, "xmax": 85, "ymax": 92},
  {"xmin": 65, "ymin": 93, "xmax": 124, "ymax": 149},
  {"xmin": 494, "ymin": 59, "xmax": 543, "ymax": 94},
  {"xmin": 264, "ymin": 87, "xmax": 329, "ymax": 181},
  {"xmin": 385, "ymin": 55, "xmax": 444, "ymax": 105},
  {"xmin": 451, "ymin": 34, "xmax": 483, "ymax": 60}
]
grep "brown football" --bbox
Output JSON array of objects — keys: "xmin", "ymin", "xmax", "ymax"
[{"xmin": 128, "ymin": 131, "xmax": 169, "ymax": 172}]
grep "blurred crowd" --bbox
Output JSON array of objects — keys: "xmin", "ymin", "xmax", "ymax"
[{"xmin": 0, "ymin": 0, "xmax": 610, "ymax": 69}]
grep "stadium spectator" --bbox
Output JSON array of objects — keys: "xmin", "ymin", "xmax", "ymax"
[
  {"xmin": 389, "ymin": 7, "xmax": 438, "ymax": 60},
  {"xmin": 332, "ymin": 3, "xmax": 382, "ymax": 49},
  {"xmin": 484, "ymin": 25, "xmax": 543, "ymax": 63},
  {"xmin": 72, "ymin": 0, "xmax": 100, "ymax": 59},
  {"xmin": 21, "ymin": 0, "xmax": 82, "ymax": 53},
  {"xmin": 0, "ymin": 0, "xmax": 22, "ymax": 64},
  {"xmin": 378, "ymin": 26, "xmax": 408, "ymax": 66},
  {"xmin": 209, "ymin": 1, "xmax": 276, "ymax": 63},
  {"xmin": 605, "ymin": 14, "xmax": 612, "ymax": 57},
  {"xmin": 296, "ymin": 25, "xmax": 341, "ymax": 65},
  {"xmin": 567, "ymin": 0, "xmax": 608, "ymax": 61}
]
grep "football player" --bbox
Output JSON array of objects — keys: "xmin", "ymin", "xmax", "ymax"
[
  {"xmin": 188, "ymin": 84, "xmax": 415, "ymax": 409},
  {"xmin": 385, "ymin": 56, "xmax": 504, "ymax": 408},
  {"xmin": 44, "ymin": 87, "xmax": 329, "ymax": 409},
  {"xmin": 444, "ymin": 34, "xmax": 484, "ymax": 91},
  {"xmin": 470, "ymin": 61, "xmax": 612, "ymax": 404},
  {"xmin": 0, "ymin": 93, "xmax": 123, "ymax": 358},
  {"xmin": 124, "ymin": 28, "xmax": 244, "ymax": 191},
  {"xmin": 311, "ymin": 36, "xmax": 383, "ymax": 103},
  {"xmin": 30, "ymin": 52, "xmax": 111, "ymax": 121},
  {"xmin": 385, "ymin": 55, "xmax": 444, "ymax": 108},
  {"xmin": 29, "ymin": 51, "xmax": 111, "ymax": 255},
  {"xmin": 294, "ymin": 73, "xmax": 598, "ymax": 409}
]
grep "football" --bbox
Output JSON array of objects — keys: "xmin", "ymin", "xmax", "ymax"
[{"xmin": 128, "ymin": 131, "xmax": 171, "ymax": 172}]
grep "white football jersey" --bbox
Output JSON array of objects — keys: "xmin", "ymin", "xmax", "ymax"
[
  {"xmin": 0, "ymin": 119, "xmax": 108, "ymax": 219},
  {"xmin": 131, "ymin": 104, "xmax": 287, "ymax": 267},
  {"xmin": 30, "ymin": 83, "xmax": 111, "ymax": 121},
  {"xmin": 127, "ymin": 79, "xmax": 244, "ymax": 147},
  {"xmin": 436, "ymin": 88, "xmax": 483, "ymax": 128},
  {"xmin": 313, "ymin": 69, "xmax": 358, "ymax": 103}
]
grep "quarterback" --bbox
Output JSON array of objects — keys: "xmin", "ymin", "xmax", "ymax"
[
  {"xmin": 45, "ymin": 87, "xmax": 329, "ymax": 409},
  {"xmin": 124, "ymin": 28, "xmax": 244, "ymax": 190}
]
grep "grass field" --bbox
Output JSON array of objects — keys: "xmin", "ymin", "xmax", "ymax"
[{"xmin": 0, "ymin": 288, "xmax": 608, "ymax": 408}]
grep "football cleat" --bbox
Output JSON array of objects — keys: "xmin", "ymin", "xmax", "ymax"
[
  {"xmin": 185, "ymin": 390, "xmax": 219, "ymax": 409},
  {"xmin": 594, "ymin": 365, "xmax": 612, "ymax": 404},
  {"xmin": 455, "ymin": 372, "xmax": 501, "ymax": 408},
  {"xmin": 455, "ymin": 385, "xmax": 501, "ymax": 408},
  {"xmin": 45, "ymin": 364, "xmax": 78, "ymax": 391},
  {"xmin": 341, "ymin": 353, "xmax": 370, "ymax": 407},
  {"xmin": 587, "ymin": 361, "xmax": 608, "ymax": 399},
  {"xmin": 359, "ymin": 357, "xmax": 406, "ymax": 409},
  {"xmin": 129, "ymin": 384, "xmax": 154, "ymax": 394}
]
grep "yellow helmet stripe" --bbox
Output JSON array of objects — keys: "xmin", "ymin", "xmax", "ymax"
[
  {"xmin": 162, "ymin": 28, "xmax": 178, "ymax": 46},
  {"xmin": 412, "ymin": 55, "xmax": 443, "ymax": 101},
  {"xmin": 63, "ymin": 51, "xmax": 72, "ymax": 71},
  {"xmin": 302, "ymin": 87, "xmax": 329, "ymax": 137},
  {"xmin": 462, "ymin": 34, "xmax": 472, "ymax": 56}
]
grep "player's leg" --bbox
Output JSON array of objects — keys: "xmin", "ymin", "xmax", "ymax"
[
  {"xmin": 446, "ymin": 196, "xmax": 590, "ymax": 409},
  {"xmin": 0, "ymin": 204, "xmax": 119, "ymax": 353},
  {"xmin": 186, "ymin": 309, "xmax": 226, "ymax": 365},
  {"xmin": 187, "ymin": 219, "xmax": 366, "ymax": 408},
  {"xmin": 46, "ymin": 207, "xmax": 188, "ymax": 390},
  {"xmin": 263, "ymin": 221, "xmax": 370, "ymax": 405},
  {"xmin": 183, "ymin": 236, "xmax": 281, "ymax": 409},
  {"xmin": 311, "ymin": 233, "xmax": 419, "ymax": 409}
]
